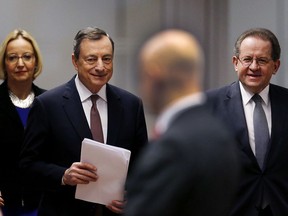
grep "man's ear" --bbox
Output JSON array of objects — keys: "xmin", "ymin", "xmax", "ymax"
[
  {"xmin": 272, "ymin": 59, "xmax": 280, "ymax": 75},
  {"xmin": 232, "ymin": 56, "xmax": 238, "ymax": 72},
  {"xmin": 72, "ymin": 53, "xmax": 78, "ymax": 71}
]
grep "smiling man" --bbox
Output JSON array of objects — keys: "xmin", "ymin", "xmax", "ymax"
[
  {"xmin": 207, "ymin": 28, "xmax": 288, "ymax": 216},
  {"xmin": 19, "ymin": 27, "xmax": 148, "ymax": 216}
]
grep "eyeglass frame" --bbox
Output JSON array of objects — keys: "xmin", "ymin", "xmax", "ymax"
[
  {"xmin": 236, "ymin": 56, "xmax": 273, "ymax": 67},
  {"xmin": 5, "ymin": 53, "xmax": 35, "ymax": 64}
]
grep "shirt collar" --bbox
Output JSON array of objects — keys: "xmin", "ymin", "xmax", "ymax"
[
  {"xmin": 155, "ymin": 93, "xmax": 206, "ymax": 135},
  {"xmin": 75, "ymin": 75, "xmax": 107, "ymax": 102},
  {"xmin": 239, "ymin": 81, "xmax": 269, "ymax": 105}
]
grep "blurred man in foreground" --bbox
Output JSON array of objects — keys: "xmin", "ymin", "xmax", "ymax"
[{"xmin": 124, "ymin": 29, "xmax": 240, "ymax": 216}]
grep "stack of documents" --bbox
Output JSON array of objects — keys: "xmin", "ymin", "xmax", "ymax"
[{"xmin": 75, "ymin": 138, "xmax": 131, "ymax": 205}]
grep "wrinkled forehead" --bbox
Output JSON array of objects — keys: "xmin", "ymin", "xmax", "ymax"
[{"xmin": 239, "ymin": 36, "xmax": 272, "ymax": 56}]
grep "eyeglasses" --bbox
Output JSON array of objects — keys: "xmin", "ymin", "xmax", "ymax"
[
  {"xmin": 6, "ymin": 53, "xmax": 35, "ymax": 64},
  {"xmin": 237, "ymin": 56, "xmax": 272, "ymax": 67}
]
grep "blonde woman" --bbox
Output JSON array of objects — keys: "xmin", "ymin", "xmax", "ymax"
[{"xmin": 0, "ymin": 29, "xmax": 45, "ymax": 216}]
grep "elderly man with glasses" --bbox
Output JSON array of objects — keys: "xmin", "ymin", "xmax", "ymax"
[{"xmin": 207, "ymin": 28, "xmax": 288, "ymax": 216}]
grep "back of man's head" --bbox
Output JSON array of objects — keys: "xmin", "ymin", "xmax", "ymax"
[{"xmin": 139, "ymin": 29, "xmax": 204, "ymax": 114}]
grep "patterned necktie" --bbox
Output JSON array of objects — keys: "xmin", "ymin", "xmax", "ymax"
[
  {"xmin": 252, "ymin": 94, "xmax": 269, "ymax": 169},
  {"xmin": 90, "ymin": 95, "xmax": 104, "ymax": 143}
]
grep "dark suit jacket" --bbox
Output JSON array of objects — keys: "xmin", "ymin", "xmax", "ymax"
[
  {"xmin": 125, "ymin": 103, "xmax": 240, "ymax": 216},
  {"xmin": 0, "ymin": 80, "xmax": 45, "ymax": 209},
  {"xmin": 206, "ymin": 81, "xmax": 288, "ymax": 216},
  {"xmin": 19, "ymin": 77, "xmax": 148, "ymax": 216}
]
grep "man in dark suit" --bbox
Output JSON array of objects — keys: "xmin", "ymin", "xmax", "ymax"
[
  {"xmin": 124, "ymin": 29, "xmax": 240, "ymax": 216},
  {"xmin": 207, "ymin": 28, "xmax": 288, "ymax": 216},
  {"xmin": 19, "ymin": 27, "xmax": 148, "ymax": 216}
]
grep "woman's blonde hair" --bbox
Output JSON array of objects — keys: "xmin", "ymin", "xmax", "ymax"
[{"xmin": 0, "ymin": 29, "xmax": 43, "ymax": 80}]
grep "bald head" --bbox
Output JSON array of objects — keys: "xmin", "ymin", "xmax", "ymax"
[
  {"xmin": 140, "ymin": 29, "xmax": 203, "ymax": 70},
  {"xmin": 139, "ymin": 29, "xmax": 204, "ymax": 114}
]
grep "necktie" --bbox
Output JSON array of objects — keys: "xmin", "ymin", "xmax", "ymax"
[
  {"xmin": 252, "ymin": 94, "xmax": 269, "ymax": 169},
  {"xmin": 90, "ymin": 95, "xmax": 104, "ymax": 143}
]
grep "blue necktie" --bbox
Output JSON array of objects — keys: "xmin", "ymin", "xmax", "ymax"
[{"xmin": 252, "ymin": 94, "xmax": 269, "ymax": 169}]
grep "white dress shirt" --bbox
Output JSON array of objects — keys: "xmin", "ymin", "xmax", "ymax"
[
  {"xmin": 239, "ymin": 81, "xmax": 271, "ymax": 155},
  {"xmin": 75, "ymin": 75, "xmax": 108, "ymax": 143}
]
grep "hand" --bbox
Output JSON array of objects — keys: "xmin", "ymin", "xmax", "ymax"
[
  {"xmin": 62, "ymin": 162, "xmax": 98, "ymax": 186},
  {"xmin": 0, "ymin": 196, "xmax": 4, "ymax": 207},
  {"xmin": 106, "ymin": 200, "xmax": 126, "ymax": 214}
]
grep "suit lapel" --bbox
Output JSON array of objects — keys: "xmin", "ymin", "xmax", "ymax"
[
  {"xmin": 226, "ymin": 82, "xmax": 257, "ymax": 161},
  {"xmin": 60, "ymin": 81, "xmax": 124, "ymax": 145},
  {"xmin": 106, "ymin": 84, "xmax": 123, "ymax": 145},
  {"xmin": 62, "ymin": 78, "xmax": 92, "ymax": 140},
  {"xmin": 266, "ymin": 85, "xmax": 288, "ymax": 165},
  {"xmin": 269, "ymin": 85, "xmax": 287, "ymax": 140},
  {"xmin": 0, "ymin": 82, "xmax": 23, "ymax": 127}
]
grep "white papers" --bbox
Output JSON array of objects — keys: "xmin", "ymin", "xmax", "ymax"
[{"xmin": 75, "ymin": 138, "xmax": 131, "ymax": 205}]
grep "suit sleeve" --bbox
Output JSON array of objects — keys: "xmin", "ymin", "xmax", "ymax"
[
  {"xmin": 128, "ymin": 98, "xmax": 148, "ymax": 170},
  {"xmin": 19, "ymin": 98, "xmax": 66, "ymax": 190}
]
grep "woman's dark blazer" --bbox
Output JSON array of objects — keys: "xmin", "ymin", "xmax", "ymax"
[{"xmin": 0, "ymin": 80, "xmax": 45, "ymax": 209}]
